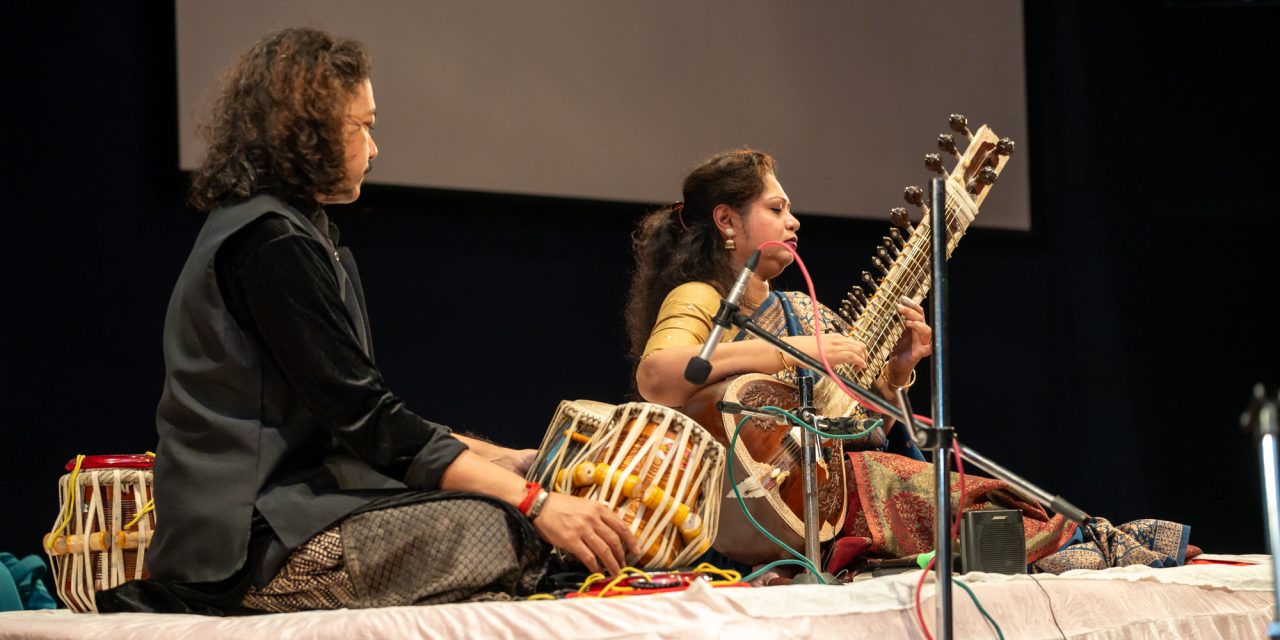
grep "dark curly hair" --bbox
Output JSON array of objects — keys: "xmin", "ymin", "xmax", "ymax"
[
  {"xmin": 623, "ymin": 149, "xmax": 777, "ymax": 363},
  {"xmin": 188, "ymin": 27, "xmax": 372, "ymax": 211}
]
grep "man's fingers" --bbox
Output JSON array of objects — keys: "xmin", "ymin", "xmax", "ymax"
[
  {"xmin": 568, "ymin": 540, "xmax": 601, "ymax": 575},
  {"xmin": 601, "ymin": 509, "xmax": 641, "ymax": 556},
  {"xmin": 584, "ymin": 531, "xmax": 622, "ymax": 575}
]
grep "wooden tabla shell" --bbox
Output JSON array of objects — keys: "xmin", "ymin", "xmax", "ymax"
[
  {"xmin": 44, "ymin": 455, "xmax": 156, "ymax": 613},
  {"xmin": 529, "ymin": 401, "xmax": 726, "ymax": 569}
]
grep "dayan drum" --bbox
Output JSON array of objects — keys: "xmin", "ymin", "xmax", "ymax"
[
  {"xmin": 43, "ymin": 454, "xmax": 156, "ymax": 612},
  {"xmin": 528, "ymin": 401, "xmax": 726, "ymax": 569}
]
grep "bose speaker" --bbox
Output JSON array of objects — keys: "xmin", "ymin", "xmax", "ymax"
[{"xmin": 960, "ymin": 509, "xmax": 1027, "ymax": 574}]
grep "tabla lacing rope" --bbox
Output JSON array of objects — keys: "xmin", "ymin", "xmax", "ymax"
[{"xmin": 48, "ymin": 454, "xmax": 86, "ymax": 547}]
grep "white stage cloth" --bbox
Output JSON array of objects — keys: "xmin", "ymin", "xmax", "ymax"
[{"xmin": 1, "ymin": 554, "xmax": 1273, "ymax": 639}]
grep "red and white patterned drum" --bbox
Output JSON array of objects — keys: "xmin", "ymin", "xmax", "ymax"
[{"xmin": 44, "ymin": 454, "xmax": 156, "ymax": 612}]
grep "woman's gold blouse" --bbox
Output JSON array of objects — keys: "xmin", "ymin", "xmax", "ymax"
[{"xmin": 641, "ymin": 282, "xmax": 742, "ymax": 359}]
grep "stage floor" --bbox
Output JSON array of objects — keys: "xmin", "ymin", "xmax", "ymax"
[{"xmin": 1, "ymin": 554, "xmax": 1272, "ymax": 639}]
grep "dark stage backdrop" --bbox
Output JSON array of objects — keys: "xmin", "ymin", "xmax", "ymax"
[{"xmin": 4, "ymin": 2, "xmax": 1276, "ymax": 580}]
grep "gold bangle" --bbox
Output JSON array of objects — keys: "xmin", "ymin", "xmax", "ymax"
[
  {"xmin": 778, "ymin": 350, "xmax": 795, "ymax": 376},
  {"xmin": 883, "ymin": 367, "xmax": 916, "ymax": 390}
]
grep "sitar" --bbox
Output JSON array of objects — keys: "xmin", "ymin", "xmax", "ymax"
[{"xmin": 681, "ymin": 115, "xmax": 1015, "ymax": 564}]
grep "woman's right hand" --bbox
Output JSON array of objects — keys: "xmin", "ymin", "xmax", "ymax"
[
  {"xmin": 780, "ymin": 334, "xmax": 869, "ymax": 371},
  {"xmin": 532, "ymin": 493, "xmax": 640, "ymax": 575}
]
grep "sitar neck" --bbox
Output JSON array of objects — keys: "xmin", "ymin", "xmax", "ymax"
[{"xmin": 814, "ymin": 119, "xmax": 1011, "ymax": 418}]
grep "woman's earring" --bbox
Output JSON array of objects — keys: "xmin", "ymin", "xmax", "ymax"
[{"xmin": 723, "ymin": 228, "xmax": 737, "ymax": 251}]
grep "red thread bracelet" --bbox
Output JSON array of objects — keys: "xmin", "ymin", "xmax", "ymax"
[{"xmin": 517, "ymin": 481, "xmax": 542, "ymax": 515}]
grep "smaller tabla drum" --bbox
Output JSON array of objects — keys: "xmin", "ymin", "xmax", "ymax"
[
  {"xmin": 44, "ymin": 454, "xmax": 156, "ymax": 612},
  {"xmin": 530, "ymin": 401, "xmax": 726, "ymax": 569},
  {"xmin": 527, "ymin": 399, "xmax": 616, "ymax": 489}
]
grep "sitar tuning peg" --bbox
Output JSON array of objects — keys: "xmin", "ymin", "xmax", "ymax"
[
  {"xmin": 889, "ymin": 228, "xmax": 906, "ymax": 247},
  {"xmin": 948, "ymin": 114, "xmax": 972, "ymax": 138},
  {"xmin": 861, "ymin": 270, "xmax": 879, "ymax": 290},
  {"xmin": 890, "ymin": 207, "xmax": 913, "ymax": 232},
  {"xmin": 871, "ymin": 256, "xmax": 890, "ymax": 276},
  {"xmin": 881, "ymin": 236, "xmax": 900, "ymax": 258},
  {"xmin": 966, "ymin": 166, "xmax": 998, "ymax": 194},
  {"xmin": 903, "ymin": 186, "xmax": 931, "ymax": 219},
  {"xmin": 924, "ymin": 153, "xmax": 946, "ymax": 176},
  {"xmin": 876, "ymin": 246, "xmax": 895, "ymax": 265},
  {"xmin": 849, "ymin": 284, "xmax": 868, "ymax": 303},
  {"xmin": 837, "ymin": 305, "xmax": 856, "ymax": 326},
  {"xmin": 996, "ymin": 137, "xmax": 1015, "ymax": 156},
  {"xmin": 937, "ymin": 133, "xmax": 959, "ymax": 157}
]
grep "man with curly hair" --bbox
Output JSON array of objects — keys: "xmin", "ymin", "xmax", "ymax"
[{"xmin": 134, "ymin": 27, "xmax": 636, "ymax": 614}]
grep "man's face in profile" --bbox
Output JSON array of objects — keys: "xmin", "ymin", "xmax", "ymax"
[{"xmin": 320, "ymin": 79, "xmax": 378, "ymax": 205}]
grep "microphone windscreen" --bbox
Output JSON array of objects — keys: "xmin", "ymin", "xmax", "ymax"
[{"xmin": 683, "ymin": 357, "xmax": 712, "ymax": 385}]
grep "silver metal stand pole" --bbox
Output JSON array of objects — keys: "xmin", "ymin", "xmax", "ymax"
[
  {"xmin": 1245, "ymin": 385, "xmax": 1280, "ymax": 638},
  {"xmin": 929, "ymin": 177, "xmax": 953, "ymax": 639},
  {"xmin": 798, "ymin": 374, "xmax": 823, "ymax": 571}
]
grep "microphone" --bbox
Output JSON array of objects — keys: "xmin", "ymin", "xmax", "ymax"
[
  {"xmin": 684, "ymin": 250, "xmax": 761, "ymax": 384},
  {"xmin": 715, "ymin": 400, "xmax": 787, "ymax": 424}
]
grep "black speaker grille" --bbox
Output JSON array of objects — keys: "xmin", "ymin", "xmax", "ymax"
[{"xmin": 961, "ymin": 510, "xmax": 1027, "ymax": 574}]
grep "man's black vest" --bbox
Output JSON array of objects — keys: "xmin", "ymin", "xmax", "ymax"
[{"xmin": 149, "ymin": 195, "xmax": 403, "ymax": 584}]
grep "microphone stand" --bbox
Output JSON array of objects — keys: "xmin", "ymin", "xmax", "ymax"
[
  {"xmin": 721, "ymin": 308, "xmax": 1097, "ymax": 575},
  {"xmin": 1243, "ymin": 385, "xmax": 1280, "ymax": 639},
  {"xmin": 927, "ymin": 178, "xmax": 954, "ymax": 639}
]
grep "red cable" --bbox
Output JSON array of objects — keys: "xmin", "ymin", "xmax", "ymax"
[
  {"xmin": 914, "ymin": 438, "xmax": 969, "ymax": 639},
  {"xmin": 915, "ymin": 554, "xmax": 936, "ymax": 640},
  {"xmin": 755, "ymin": 240, "xmax": 932, "ymax": 424}
]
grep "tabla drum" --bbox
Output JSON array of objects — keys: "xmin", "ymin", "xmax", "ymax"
[
  {"xmin": 528, "ymin": 401, "xmax": 725, "ymax": 569},
  {"xmin": 44, "ymin": 454, "xmax": 156, "ymax": 612},
  {"xmin": 527, "ymin": 399, "xmax": 616, "ymax": 490}
]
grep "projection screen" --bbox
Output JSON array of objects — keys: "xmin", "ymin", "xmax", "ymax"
[{"xmin": 177, "ymin": 1, "xmax": 1030, "ymax": 229}]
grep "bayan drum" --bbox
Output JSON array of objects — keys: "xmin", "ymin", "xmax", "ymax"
[
  {"xmin": 44, "ymin": 454, "xmax": 156, "ymax": 612},
  {"xmin": 528, "ymin": 401, "xmax": 725, "ymax": 569}
]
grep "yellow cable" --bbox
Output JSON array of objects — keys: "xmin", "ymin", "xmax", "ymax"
[
  {"xmin": 526, "ymin": 593, "xmax": 557, "ymax": 601},
  {"xmin": 693, "ymin": 562, "xmax": 742, "ymax": 585},
  {"xmin": 596, "ymin": 568, "xmax": 645, "ymax": 598},
  {"xmin": 123, "ymin": 499, "xmax": 155, "ymax": 530},
  {"xmin": 47, "ymin": 455, "xmax": 86, "ymax": 549},
  {"xmin": 580, "ymin": 567, "xmax": 651, "ymax": 598},
  {"xmin": 577, "ymin": 572, "xmax": 606, "ymax": 593}
]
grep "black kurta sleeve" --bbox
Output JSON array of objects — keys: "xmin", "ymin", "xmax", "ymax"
[{"xmin": 215, "ymin": 214, "xmax": 467, "ymax": 491}]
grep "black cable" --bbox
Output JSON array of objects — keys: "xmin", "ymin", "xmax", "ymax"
[{"xmin": 1027, "ymin": 573, "xmax": 1067, "ymax": 640}]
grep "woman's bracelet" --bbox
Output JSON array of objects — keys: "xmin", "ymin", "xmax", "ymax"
[
  {"xmin": 882, "ymin": 367, "xmax": 917, "ymax": 390},
  {"xmin": 777, "ymin": 350, "xmax": 795, "ymax": 376}
]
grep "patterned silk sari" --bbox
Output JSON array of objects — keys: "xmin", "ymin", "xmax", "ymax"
[{"xmin": 741, "ymin": 290, "xmax": 1081, "ymax": 572}]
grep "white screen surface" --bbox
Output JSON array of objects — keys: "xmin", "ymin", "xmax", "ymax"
[{"xmin": 177, "ymin": 1, "xmax": 1030, "ymax": 229}]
